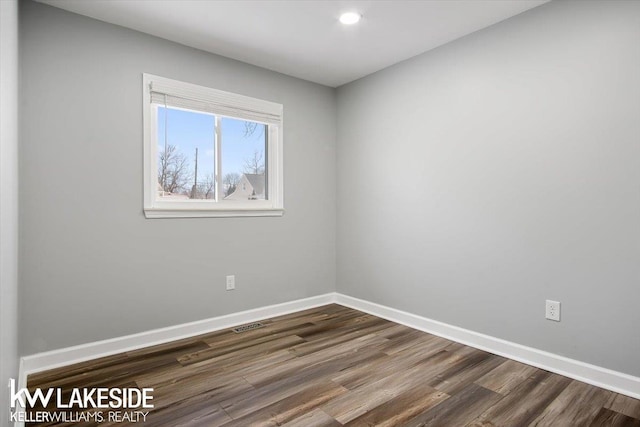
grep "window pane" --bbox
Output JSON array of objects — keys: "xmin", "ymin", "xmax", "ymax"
[
  {"xmin": 220, "ymin": 117, "xmax": 268, "ymax": 201},
  {"xmin": 157, "ymin": 107, "xmax": 215, "ymax": 200}
]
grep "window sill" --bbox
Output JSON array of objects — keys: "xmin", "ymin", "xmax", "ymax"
[{"xmin": 144, "ymin": 207, "xmax": 284, "ymax": 219}]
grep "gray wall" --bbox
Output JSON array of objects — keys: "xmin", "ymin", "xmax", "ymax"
[
  {"xmin": 19, "ymin": 0, "xmax": 336, "ymax": 355},
  {"xmin": 337, "ymin": 0, "xmax": 640, "ymax": 376},
  {"xmin": 1, "ymin": 0, "xmax": 19, "ymax": 422}
]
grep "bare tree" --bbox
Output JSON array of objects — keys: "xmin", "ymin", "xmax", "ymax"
[
  {"xmin": 202, "ymin": 173, "xmax": 215, "ymax": 199},
  {"xmin": 223, "ymin": 172, "xmax": 241, "ymax": 197},
  {"xmin": 243, "ymin": 150, "xmax": 265, "ymax": 175},
  {"xmin": 243, "ymin": 121, "xmax": 259, "ymax": 138},
  {"xmin": 158, "ymin": 144, "xmax": 190, "ymax": 194}
]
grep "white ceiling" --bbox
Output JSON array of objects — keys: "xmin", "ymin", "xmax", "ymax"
[{"xmin": 38, "ymin": 0, "xmax": 549, "ymax": 87}]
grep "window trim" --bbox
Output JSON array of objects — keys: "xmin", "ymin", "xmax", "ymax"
[{"xmin": 142, "ymin": 74, "xmax": 284, "ymax": 218}]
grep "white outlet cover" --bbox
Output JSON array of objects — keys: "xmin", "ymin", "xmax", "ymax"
[
  {"xmin": 545, "ymin": 300, "xmax": 560, "ymax": 321},
  {"xmin": 226, "ymin": 275, "xmax": 235, "ymax": 290}
]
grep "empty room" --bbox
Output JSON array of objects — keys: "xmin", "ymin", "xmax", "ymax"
[{"xmin": 1, "ymin": 0, "xmax": 640, "ymax": 426}]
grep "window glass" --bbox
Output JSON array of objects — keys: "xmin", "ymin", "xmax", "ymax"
[{"xmin": 221, "ymin": 117, "xmax": 267, "ymax": 201}]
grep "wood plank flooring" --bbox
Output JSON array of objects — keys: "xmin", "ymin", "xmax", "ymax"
[{"xmin": 26, "ymin": 304, "xmax": 640, "ymax": 426}]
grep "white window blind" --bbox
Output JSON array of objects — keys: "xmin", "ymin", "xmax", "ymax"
[{"xmin": 148, "ymin": 78, "xmax": 282, "ymax": 125}]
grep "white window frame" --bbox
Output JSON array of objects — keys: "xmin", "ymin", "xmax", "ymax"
[{"xmin": 142, "ymin": 74, "xmax": 284, "ymax": 218}]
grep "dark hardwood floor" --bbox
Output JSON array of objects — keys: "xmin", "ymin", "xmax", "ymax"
[{"xmin": 26, "ymin": 304, "xmax": 640, "ymax": 426}]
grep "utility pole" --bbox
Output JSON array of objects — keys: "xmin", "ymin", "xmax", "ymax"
[{"xmin": 191, "ymin": 147, "xmax": 198, "ymax": 199}]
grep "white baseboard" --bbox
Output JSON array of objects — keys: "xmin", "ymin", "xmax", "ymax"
[
  {"xmin": 17, "ymin": 291, "xmax": 639, "ymax": 409},
  {"xmin": 19, "ymin": 293, "xmax": 336, "ymax": 378},
  {"xmin": 335, "ymin": 293, "xmax": 640, "ymax": 400}
]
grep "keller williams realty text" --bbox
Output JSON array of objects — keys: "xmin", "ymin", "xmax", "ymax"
[{"xmin": 10, "ymin": 410, "xmax": 150, "ymax": 423}]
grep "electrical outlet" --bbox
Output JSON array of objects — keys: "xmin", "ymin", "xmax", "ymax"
[
  {"xmin": 545, "ymin": 300, "xmax": 560, "ymax": 321},
  {"xmin": 226, "ymin": 275, "xmax": 235, "ymax": 291}
]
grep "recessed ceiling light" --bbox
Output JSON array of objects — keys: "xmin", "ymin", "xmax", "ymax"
[{"xmin": 339, "ymin": 12, "xmax": 361, "ymax": 25}]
